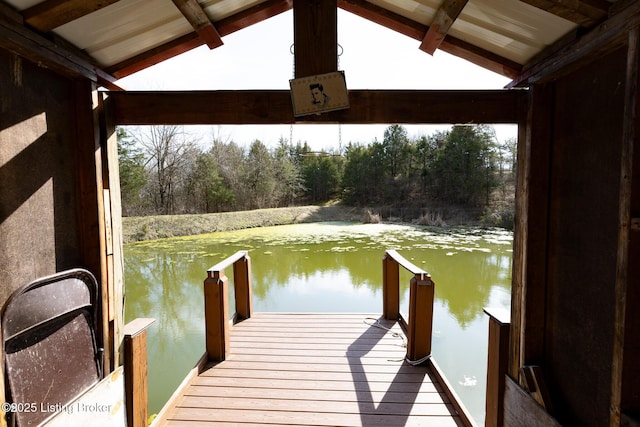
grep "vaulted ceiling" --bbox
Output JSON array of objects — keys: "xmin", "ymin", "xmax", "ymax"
[{"xmin": 0, "ymin": 0, "xmax": 620, "ymax": 90}]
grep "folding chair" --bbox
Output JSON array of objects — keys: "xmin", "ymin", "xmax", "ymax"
[{"xmin": 2, "ymin": 269, "xmax": 104, "ymax": 426}]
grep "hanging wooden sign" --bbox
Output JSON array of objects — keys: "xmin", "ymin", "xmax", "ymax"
[{"xmin": 289, "ymin": 71, "xmax": 349, "ymax": 117}]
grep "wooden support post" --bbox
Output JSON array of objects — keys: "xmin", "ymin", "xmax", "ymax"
[
  {"xmin": 293, "ymin": 0, "xmax": 337, "ymax": 77},
  {"xmin": 382, "ymin": 253, "xmax": 400, "ymax": 320},
  {"xmin": 204, "ymin": 270, "xmax": 229, "ymax": 362},
  {"xmin": 484, "ymin": 308, "xmax": 511, "ymax": 427},
  {"xmin": 123, "ymin": 318, "xmax": 155, "ymax": 427},
  {"xmin": 233, "ymin": 256, "xmax": 253, "ymax": 321},
  {"xmin": 406, "ymin": 275, "xmax": 435, "ymax": 362}
]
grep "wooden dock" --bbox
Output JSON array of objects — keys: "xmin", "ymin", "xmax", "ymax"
[{"xmin": 154, "ymin": 313, "xmax": 469, "ymax": 427}]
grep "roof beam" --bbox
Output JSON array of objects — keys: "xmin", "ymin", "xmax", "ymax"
[
  {"xmin": 22, "ymin": 0, "xmax": 121, "ymax": 32},
  {"xmin": 420, "ymin": 0, "xmax": 469, "ymax": 55},
  {"xmin": 108, "ymin": 0, "xmax": 292, "ymax": 79},
  {"xmin": 518, "ymin": 0, "xmax": 610, "ymax": 28},
  {"xmin": 510, "ymin": 0, "xmax": 640, "ymax": 86},
  {"xmin": 0, "ymin": 5, "xmax": 119, "ymax": 88},
  {"xmin": 293, "ymin": 0, "xmax": 337, "ymax": 77},
  {"xmin": 171, "ymin": 0, "xmax": 223, "ymax": 49},
  {"xmin": 337, "ymin": 0, "xmax": 521, "ymax": 78},
  {"xmin": 107, "ymin": 89, "xmax": 524, "ymax": 125}
]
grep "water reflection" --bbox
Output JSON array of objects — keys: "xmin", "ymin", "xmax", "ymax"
[{"xmin": 124, "ymin": 222, "xmax": 512, "ymax": 424}]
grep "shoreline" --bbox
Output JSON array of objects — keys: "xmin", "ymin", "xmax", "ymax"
[
  {"xmin": 121, "ymin": 203, "xmax": 505, "ymax": 243},
  {"xmin": 122, "ymin": 205, "xmax": 365, "ymax": 243}
]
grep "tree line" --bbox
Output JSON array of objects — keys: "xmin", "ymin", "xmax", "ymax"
[{"xmin": 118, "ymin": 124, "xmax": 516, "ymax": 219}]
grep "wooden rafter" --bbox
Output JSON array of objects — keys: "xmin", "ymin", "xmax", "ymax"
[
  {"xmin": 420, "ymin": 0, "xmax": 469, "ymax": 55},
  {"xmin": 22, "ymin": 0, "xmax": 121, "ymax": 32},
  {"xmin": 106, "ymin": 89, "xmax": 524, "ymax": 125},
  {"xmin": 337, "ymin": 0, "xmax": 521, "ymax": 78},
  {"xmin": 519, "ymin": 0, "xmax": 610, "ymax": 28},
  {"xmin": 107, "ymin": 0, "xmax": 292, "ymax": 79},
  {"xmin": 171, "ymin": 0, "xmax": 222, "ymax": 49},
  {"xmin": 509, "ymin": 1, "xmax": 640, "ymax": 87},
  {"xmin": 0, "ymin": 5, "xmax": 119, "ymax": 88}
]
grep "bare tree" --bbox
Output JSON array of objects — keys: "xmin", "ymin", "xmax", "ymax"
[{"xmin": 133, "ymin": 125, "xmax": 199, "ymax": 214}]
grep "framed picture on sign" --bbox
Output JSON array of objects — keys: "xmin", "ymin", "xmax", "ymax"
[{"xmin": 289, "ymin": 71, "xmax": 349, "ymax": 117}]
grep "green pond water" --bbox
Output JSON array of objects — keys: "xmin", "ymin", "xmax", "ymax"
[{"xmin": 124, "ymin": 222, "xmax": 512, "ymax": 425}]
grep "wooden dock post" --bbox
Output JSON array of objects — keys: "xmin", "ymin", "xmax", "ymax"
[
  {"xmin": 382, "ymin": 252, "xmax": 400, "ymax": 320},
  {"xmin": 484, "ymin": 307, "xmax": 511, "ymax": 427},
  {"xmin": 123, "ymin": 318, "xmax": 156, "ymax": 427},
  {"xmin": 204, "ymin": 270, "xmax": 230, "ymax": 362},
  {"xmin": 382, "ymin": 250, "xmax": 435, "ymax": 364},
  {"xmin": 233, "ymin": 255, "xmax": 253, "ymax": 321},
  {"xmin": 406, "ymin": 275, "xmax": 435, "ymax": 362}
]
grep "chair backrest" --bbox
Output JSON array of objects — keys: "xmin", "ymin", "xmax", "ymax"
[{"xmin": 2, "ymin": 269, "xmax": 102, "ymax": 426}]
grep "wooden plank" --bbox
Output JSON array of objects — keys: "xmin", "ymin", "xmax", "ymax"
[
  {"xmin": 228, "ymin": 342, "xmax": 405, "ymax": 352},
  {"xmin": 227, "ymin": 329, "xmax": 396, "ymax": 338},
  {"xmin": 518, "ymin": 0, "xmax": 610, "ymax": 28},
  {"xmin": 123, "ymin": 318, "xmax": 156, "ymax": 337},
  {"xmin": 208, "ymin": 250, "xmax": 247, "ymax": 272},
  {"xmin": 207, "ymin": 370, "xmax": 424, "ymax": 387},
  {"xmin": 420, "ymin": 0, "xmax": 469, "ymax": 55},
  {"xmin": 293, "ymin": 0, "xmax": 337, "ymax": 77},
  {"xmin": 72, "ymin": 81, "xmax": 104, "ymax": 288},
  {"xmin": 193, "ymin": 374, "xmax": 440, "ymax": 393},
  {"xmin": 614, "ymin": 26, "xmax": 640, "ymax": 422},
  {"xmin": 170, "ymin": 0, "xmax": 223, "ymax": 49},
  {"xmin": 219, "ymin": 348, "xmax": 405, "ymax": 358},
  {"xmin": 521, "ymin": 366, "xmax": 553, "ymax": 412},
  {"xmin": 503, "ymin": 376, "xmax": 561, "ymax": 427},
  {"xmin": 509, "ymin": 84, "xmax": 552, "ymax": 380},
  {"xmin": 185, "ymin": 385, "xmax": 449, "ymax": 404},
  {"xmin": 107, "ymin": 89, "xmax": 524, "ymax": 125},
  {"xmin": 385, "ymin": 249, "xmax": 429, "ymax": 277},
  {"xmin": 177, "ymin": 395, "xmax": 456, "ymax": 416},
  {"xmin": 204, "ymin": 367, "xmax": 429, "ymax": 382},
  {"xmin": 209, "ymin": 358, "xmax": 425, "ymax": 372},
  {"xmin": 22, "ymin": 0, "xmax": 121, "ymax": 32},
  {"xmin": 103, "ymin": 91, "xmax": 125, "ymax": 369},
  {"xmin": 168, "ymin": 407, "xmax": 461, "ymax": 427},
  {"xmin": 337, "ymin": 0, "xmax": 521, "ymax": 78}
]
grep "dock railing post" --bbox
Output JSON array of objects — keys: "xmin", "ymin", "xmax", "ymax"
[
  {"xmin": 382, "ymin": 250, "xmax": 435, "ymax": 363},
  {"xmin": 204, "ymin": 270, "xmax": 230, "ymax": 362},
  {"xmin": 233, "ymin": 255, "xmax": 253, "ymax": 321},
  {"xmin": 382, "ymin": 253, "xmax": 400, "ymax": 320},
  {"xmin": 484, "ymin": 307, "xmax": 511, "ymax": 427},
  {"xmin": 123, "ymin": 318, "xmax": 155, "ymax": 427},
  {"xmin": 406, "ymin": 274, "xmax": 435, "ymax": 362}
]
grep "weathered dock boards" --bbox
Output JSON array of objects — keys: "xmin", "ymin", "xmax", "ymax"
[{"xmin": 155, "ymin": 313, "xmax": 465, "ymax": 426}]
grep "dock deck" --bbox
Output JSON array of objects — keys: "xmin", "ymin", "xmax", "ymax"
[{"xmin": 154, "ymin": 313, "xmax": 469, "ymax": 427}]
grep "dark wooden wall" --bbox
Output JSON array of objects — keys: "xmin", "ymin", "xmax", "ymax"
[
  {"xmin": 545, "ymin": 47, "xmax": 626, "ymax": 425},
  {"xmin": 510, "ymin": 38, "xmax": 640, "ymax": 426},
  {"xmin": 0, "ymin": 49, "xmax": 80, "ymax": 300}
]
